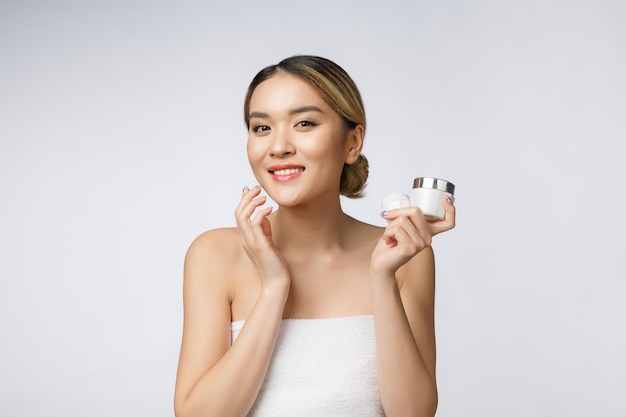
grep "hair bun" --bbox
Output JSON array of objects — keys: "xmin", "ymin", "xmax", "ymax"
[{"xmin": 340, "ymin": 154, "xmax": 368, "ymax": 198}]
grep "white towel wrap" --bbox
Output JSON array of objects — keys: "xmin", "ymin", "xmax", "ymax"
[{"xmin": 231, "ymin": 315, "xmax": 385, "ymax": 416}]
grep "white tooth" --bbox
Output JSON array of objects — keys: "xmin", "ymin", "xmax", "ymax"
[{"xmin": 274, "ymin": 168, "xmax": 302, "ymax": 176}]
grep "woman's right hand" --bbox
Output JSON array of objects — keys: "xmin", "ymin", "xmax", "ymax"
[{"xmin": 235, "ymin": 186, "xmax": 290, "ymax": 289}]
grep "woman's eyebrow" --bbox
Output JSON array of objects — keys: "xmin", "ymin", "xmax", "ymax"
[
  {"xmin": 248, "ymin": 111, "xmax": 269, "ymax": 120},
  {"xmin": 248, "ymin": 106, "xmax": 325, "ymax": 121},
  {"xmin": 289, "ymin": 105, "xmax": 325, "ymax": 116}
]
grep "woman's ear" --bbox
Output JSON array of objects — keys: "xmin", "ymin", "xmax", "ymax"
[{"xmin": 344, "ymin": 124, "xmax": 364, "ymax": 164}]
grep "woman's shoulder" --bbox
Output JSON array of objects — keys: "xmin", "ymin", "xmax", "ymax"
[
  {"xmin": 191, "ymin": 226, "xmax": 240, "ymax": 244},
  {"xmin": 185, "ymin": 227, "xmax": 243, "ymax": 266}
]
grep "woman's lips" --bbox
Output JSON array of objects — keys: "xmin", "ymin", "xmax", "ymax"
[{"xmin": 269, "ymin": 166, "xmax": 305, "ymax": 182}]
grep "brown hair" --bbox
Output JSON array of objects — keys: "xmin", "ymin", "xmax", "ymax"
[{"xmin": 243, "ymin": 55, "xmax": 369, "ymax": 198}]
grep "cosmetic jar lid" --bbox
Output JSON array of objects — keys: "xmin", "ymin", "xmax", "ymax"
[
  {"xmin": 381, "ymin": 193, "xmax": 411, "ymax": 210},
  {"xmin": 412, "ymin": 177, "xmax": 455, "ymax": 195}
]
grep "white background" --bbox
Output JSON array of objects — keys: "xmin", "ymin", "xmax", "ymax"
[{"xmin": 1, "ymin": 0, "xmax": 624, "ymax": 415}]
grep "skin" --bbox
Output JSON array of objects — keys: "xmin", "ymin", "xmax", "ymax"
[{"xmin": 174, "ymin": 73, "xmax": 456, "ymax": 417}]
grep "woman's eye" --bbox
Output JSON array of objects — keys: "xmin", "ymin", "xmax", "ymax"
[
  {"xmin": 296, "ymin": 120, "xmax": 316, "ymax": 128},
  {"xmin": 253, "ymin": 125, "xmax": 270, "ymax": 133}
]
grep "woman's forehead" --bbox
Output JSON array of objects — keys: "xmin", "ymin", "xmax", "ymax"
[{"xmin": 249, "ymin": 73, "xmax": 327, "ymax": 113}]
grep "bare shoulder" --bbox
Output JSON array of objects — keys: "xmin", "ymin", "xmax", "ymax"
[
  {"xmin": 185, "ymin": 227, "xmax": 243, "ymax": 268},
  {"xmin": 183, "ymin": 227, "xmax": 248, "ymax": 296},
  {"xmin": 187, "ymin": 227, "xmax": 240, "ymax": 254}
]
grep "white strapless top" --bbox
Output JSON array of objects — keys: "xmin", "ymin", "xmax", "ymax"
[{"xmin": 231, "ymin": 315, "xmax": 385, "ymax": 417}]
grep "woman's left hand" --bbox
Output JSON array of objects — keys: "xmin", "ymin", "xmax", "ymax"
[{"xmin": 370, "ymin": 197, "xmax": 456, "ymax": 277}]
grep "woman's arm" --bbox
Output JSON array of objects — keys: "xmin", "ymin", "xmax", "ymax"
[
  {"xmin": 371, "ymin": 198, "xmax": 455, "ymax": 417},
  {"xmin": 174, "ymin": 187, "xmax": 290, "ymax": 417},
  {"xmin": 371, "ymin": 247, "xmax": 438, "ymax": 417},
  {"xmin": 173, "ymin": 230, "xmax": 288, "ymax": 417}
]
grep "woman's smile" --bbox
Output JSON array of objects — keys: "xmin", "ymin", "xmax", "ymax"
[{"xmin": 269, "ymin": 164, "xmax": 305, "ymax": 182}]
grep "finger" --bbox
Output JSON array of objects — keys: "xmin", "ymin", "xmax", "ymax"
[
  {"xmin": 260, "ymin": 212, "xmax": 273, "ymax": 237},
  {"xmin": 382, "ymin": 224, "xmax": 409, "ymax": 247},
  {"xmin": 244, "ymin": 195, "xmax": 267, "ymax": 221},
  {"xmin": 236, "ymin": 197, "xmax": 267, "ymax": 246},
  {"xmin": 245, "ymin": 206, "xmax": 274, "ymax": 248},
  {"xmin": 382, "ymin": 224, "xmax": 424, "ymax": 257},
  {"xmin": 389, "ymin": 217, "xmax": 430, "ymax": 250},
  {"xmin": 386, "ymin": 215, "xmax": 423, "ymax": 246},
  {"xmin": 429, "ymin": 196, "xmax": 456, "ymax": 236},
  {"xmin": 235, "ymin": 186, "xmax": 262, "ymax": 219},
  {"xmin": 406, "ymin": 207, "xmax": 435, "ymax": 243},
  {"xmin": 235, "ymin": 190, "xmax": 265, "ymax": 226},
  {"xmin": 235, "ymin": 186, "xmax": 266, "ymax": 244},
  {"xmin": 381, "ymin": 205, "xmax": 422, "ymax": 220},
  {"xmin": 383, "ymin": 201, "xmax": 455, "ymax": 238},
  {"xmin": 250, "ymin": 206, "xmax": 273, "ymax": 226},
  {"xmin": 383, "ymin": 207, "xmax": 432, "ymax": 244}
]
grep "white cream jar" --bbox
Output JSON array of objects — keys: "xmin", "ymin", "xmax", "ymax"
[{"xmin": 410, "ymin": 177, "xmax": 455, "ymax": 221}]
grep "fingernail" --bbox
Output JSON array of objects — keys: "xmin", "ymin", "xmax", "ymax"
[
  {"xmin": 446, "ymin": 195, "xmax": 455, "ymax": 204},
  {"xmin": 252, "ymin": 185, "xmax": 261, "ymax": 190},
  {"xmin": 380, "ymin": 210, "xmax": 389, "ymax": 217},
  {"xmin": 242, "ymin": 186, "xmax": 249, "ymax": 193}
]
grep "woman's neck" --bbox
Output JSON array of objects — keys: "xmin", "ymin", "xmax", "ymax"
[{"xmin": 269, "ymin": 199, "xmax": 354, "ymax": 254}]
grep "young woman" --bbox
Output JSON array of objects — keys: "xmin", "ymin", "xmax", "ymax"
[{"xmin": 174, "ymin": 55, "xmax": 456, "ymax": 417}]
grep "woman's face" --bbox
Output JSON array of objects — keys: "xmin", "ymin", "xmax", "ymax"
[{"xmin": 246, "ymin": 73, "xmax": 361, "ymax": 207}]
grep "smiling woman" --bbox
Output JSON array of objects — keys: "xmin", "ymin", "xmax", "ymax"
[
  {"xmin": 245, "ymin": 72, "xmax": 361, "ymax": 206},
  {"xmin": 244, "ymin": 56, "xmax": 369, "ymax": 199},
  {"xmin": 173, "ymin": 55, "xmax": 456, "ymax": 417}
]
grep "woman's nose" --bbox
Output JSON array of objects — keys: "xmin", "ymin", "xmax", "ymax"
[{"xmin": 269, "ymin": 129, "xmax": 295, "ymax": 157}]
